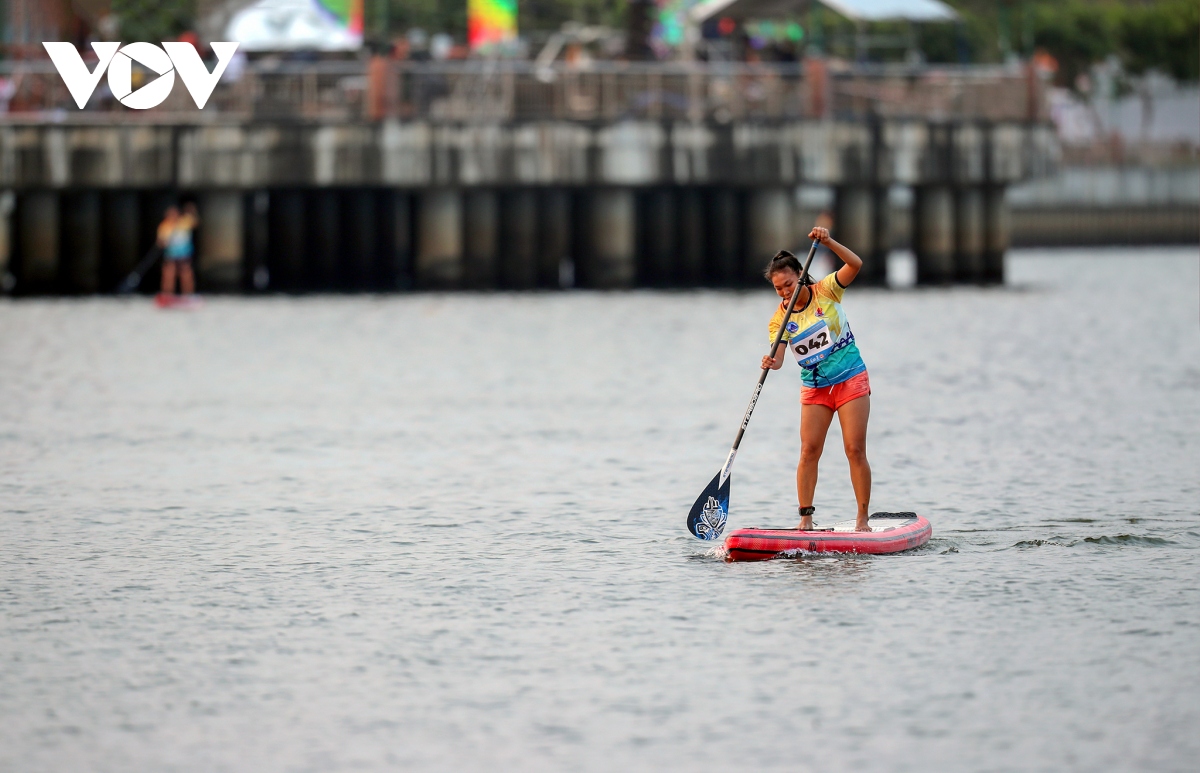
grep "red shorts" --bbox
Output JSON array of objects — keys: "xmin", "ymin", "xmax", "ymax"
[{"xmin": 801, "ymin": 370, "xmax": 871, "ymax": 410}]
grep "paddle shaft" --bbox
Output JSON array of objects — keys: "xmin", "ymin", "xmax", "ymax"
[
  {"xmin": 728, "ymin": 240, "xmax": 819, "ymax": 454},
  {"xmin": 116, "ymin": 246, "xmax": 162, "ymax": 294}
]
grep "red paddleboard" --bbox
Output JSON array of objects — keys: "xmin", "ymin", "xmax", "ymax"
[
  {"xmin": 724, "ymin": 513, "xmax": 931, "ymax": 562},
  {"xmin": 155, "ymin": 293, "xmax": 204, "ymax": 310}
]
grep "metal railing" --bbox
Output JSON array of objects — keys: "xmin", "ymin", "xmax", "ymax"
[{"xmin": 0, "ymin": 59, "xmax": 1049, "ymax": 124}]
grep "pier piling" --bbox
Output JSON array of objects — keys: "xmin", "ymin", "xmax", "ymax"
[
  {"xmin": 913, "ymin": 185, "xmax": 956, "ymax": 284},
  {"xmin": 417, "ymin": 189, "xmax": 463, "ymax": 289}
]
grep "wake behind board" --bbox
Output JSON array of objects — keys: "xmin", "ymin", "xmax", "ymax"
[
  {"xmin": 155, "ymin": 293, "xmax": 204, "ymax": 310},
  {"xmin": 724, "ymin": 513, "xmax": 931, "ymax": 562}
]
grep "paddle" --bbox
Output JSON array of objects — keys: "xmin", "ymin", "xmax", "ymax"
[
  {"xmin": 686, "ymin": 239, "xmax": 820, "ymax": 540},
  {"xmin": 115, "ymin": 245, "xmax": 162, "ymax": 294}
]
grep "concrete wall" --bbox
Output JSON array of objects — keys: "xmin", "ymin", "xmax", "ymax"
[
  {"xmin": 1009, "ymin": 166, "xmax": 1199, "ymax": 246},
  {"xmin": 0, "ymin": 118, "xmax": 1075, "ymax": 293},
  {"xmin": 0, "ymin": 120, "xmax": 1057, "ymax": 191}
]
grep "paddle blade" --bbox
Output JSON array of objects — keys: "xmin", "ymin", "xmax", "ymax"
[{"xmin": 687, "ymin": 471, "xmax": 730, "ymax": 540}]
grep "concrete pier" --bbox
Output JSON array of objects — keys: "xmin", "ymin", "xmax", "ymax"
[
  {"xmin": 537, "ymin": 189, "xmax": 570, "ymax": 288},
  {"xmin": 247, "ymin": 191, "xmax": 269, "ymax": 291},
  {"xmin": 387, "ymin": 191, "xmax": 413, "ymax": 290},
  {"xmin": 747, "ymin": 188, "xmax": 791, "ymax": 283},
  {"xmin": 834, "ymin": 186, "xmax": 877, "ymax": 282},
  {"xmin": 955, "ymin": 187, "xmax": 986, "ymax": 282},
  {"xmin": 500, "ymin": 189, "xmax": 537, "ymax": 290},
  {"xmin": 582, "ymin": 189, "xmax": 636, "ymax": 289},
  {"xmin": 102, "ymin": 191, "xmax": 140, "ymax": 289},
  {"xmin": 0, "ymin": 116, "xmax": 1058, "ymax": 294},
  {"xmin": 267, "ymin": 190, "xmax": 305, "ymax": 291},
  {"xmin": 17, "ymin": 192, "xmax": 59, "ymax": 291},
  {"xmin": 307, "ymin": 191, "xmax": 340, "ymax": 290},
  {"xmin": 834, "ymin": 187, "xmax": 873, "ymax": 255},
  {"xmin": 62, "ymin": 191, "xmax": 101, "ymax": 294},
  {"xmin": 706, "ymin": 189, "xmax": 739, "ymax": 286},
  {"xmin": 417, "ymin": 189, "xmax": 463, "ymax": 289},
  {"xmin": 344, "ymin": 190, "xmax": 377, "ymax": 290},
  {"xmin": 676, "ymin": 188, "xmax": 705, "ymax": 286},
  {"xmin": 640, "ymin": 188, "xmax": 676, "ymax": 287},
  {"xmin": 913, "ymin": 186, "xmax": 956, "ymax": 284},
  {"xmin": 983, "ymin": 186, "xmax": 1008, "ymax": 283},
  {"xmin": 463, "ymin": 190, "xmax": 498, "ymax": 289},
  {"xmin": 0, "ymin": 191, "xmax": 12, "ymax": 290}
]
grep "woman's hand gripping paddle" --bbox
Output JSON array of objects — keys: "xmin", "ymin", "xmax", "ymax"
[{"xmin": 686, "ymin": 240, "xmax": 819, "ymax": 540}]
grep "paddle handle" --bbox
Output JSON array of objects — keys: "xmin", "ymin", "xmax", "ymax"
[{"xmin": 728, "ymin": 239, "xmax": 819, "ymax": 454}]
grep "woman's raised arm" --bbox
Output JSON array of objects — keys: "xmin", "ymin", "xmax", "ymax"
[{"xmin": 809, "ymin": 226, "xmax": 863, "ymax": 286}]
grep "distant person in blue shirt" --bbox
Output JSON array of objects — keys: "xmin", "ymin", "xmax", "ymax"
[{"xmin": 157, "ymin": 203, "xmax": 198, "ymax": 297}]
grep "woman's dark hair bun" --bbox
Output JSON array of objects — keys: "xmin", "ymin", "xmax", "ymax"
[{"xmin": 764, "ymin": 250, "xmax": 813, "ymax": 284}]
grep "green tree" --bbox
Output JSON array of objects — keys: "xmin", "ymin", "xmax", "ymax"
[
  {"xmin": 113, "ymin": 0, "xmax": 196, "ymax": 42},
  {"xmin": 1119, "ymin": 0, "xmax": 1199, "ymax": 80},
  {"xmin": 1029, "ymin": 2, "xmax": 1118, "ymax": 88}
]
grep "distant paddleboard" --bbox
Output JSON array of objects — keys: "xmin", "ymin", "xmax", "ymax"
[
  {"xmin": 724, "ymin": 513, "xmax": 931, "ymax": 562},
  {"xmin": 155, "ymin": 293, "xmax": 204, "ymax": 310}
]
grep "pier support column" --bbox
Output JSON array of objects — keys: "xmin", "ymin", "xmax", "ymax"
[
  {"xmin": 102, "ymin": 192, "xmax": 140, "ymax": 291},
  {"xmin": 417, "ymin": 189, "xmax": 463, "ymax": 289},
  {"xmin": 307, "ymin": 191, "xmax": 340, "ymax": 290},
  {"xmin": 538, "ymin": 189, "xmax": 570, "ymax": 288},
  {"xmin": 268, "ymin": 190, "xmax": 306, "ymax": 291},
  {"xmin": 983, "ymin": 185, "xmax": 1008, "ymax": 284},
  {"xmin": 955, "ymin": 187, "xmax": 986, "ymax": 282},
  {"xmin": 0, "ymin": 192, "xmax": 15, "ymax": 292},
  {"xmin": 501, "ymin": 189, "xmax": 537, "ymax": 290},
  {"xmin": 706, "ymin": 188, "xmax": 739, "ymax": 286},
  {"xmin": 913, "ymin": 186, "xmax": 956, "ymax": 284},
  {"xmin": 835, "ymin": 185, "xmax": 886, "ymax": 283},
  {"xmin": 677, "ymin": 188, "xmax": 704, "ymax": 287},
  {"xmin": 344, "ymin": 190, "xmax": 376, "ymax": 290},
  {"xmin": 199, "ymin": 192, "xmax": 245, "ymax": 292},
  {"xmin": 62, "ymin": 191, "xmax": 101, "ymax": 293},
  {"xmin": 17, "ymin": 192, "xmax": 59, "ymax": 292},
  {"xmin": 641, "ymin": 188, "xmax": 676, "ymax": 287},
  {"xmin": 246, "ymin": 191, "xmax": 270, "ymax": 291},
  {"xmin": 747, "ymin": 188, "xmax": 791, "ymax": 284},
  {"xmin": 583, "ymin": 188, "xmax": 635, "ymax": 289},
  {"xmin": 462, "ymin": 190, "xmax": 498, "ymax": 289},
  {"xmin": 385, "ymin": 191, "xmax": 413, "ymax": 290}
]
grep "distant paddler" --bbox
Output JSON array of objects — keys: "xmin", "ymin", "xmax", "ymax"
[
  {"xmin": 157, "ymin": 203, "xmax": 199, "ymax": 300},
  {"xmin": 761, "ymin": 226, "xmax": 872, "ymax": 531}
]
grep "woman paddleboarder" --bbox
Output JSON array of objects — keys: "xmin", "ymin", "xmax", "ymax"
[{"xmin": 761, "ymin": 226, "xmax": 871, "ymax": 532}]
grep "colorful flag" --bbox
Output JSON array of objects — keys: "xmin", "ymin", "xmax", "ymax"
[
  {"xmin": 468, "ymin": 0, "xmax": 517, "ymax": 51},
  {"xmin": 314, "ymin": 0, "xmax": 364, "ymax": 37}
]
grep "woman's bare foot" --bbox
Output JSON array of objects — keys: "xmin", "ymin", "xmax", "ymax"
[
  {"xmin": 798, "ymin": 517, "xmax": 813, "ymax": 531},
  {"xmin": 854, "ymin": 516, "xmax": 872, "ymax": 532}
]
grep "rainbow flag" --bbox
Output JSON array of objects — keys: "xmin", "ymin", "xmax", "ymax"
[
  {"xmin": 314, "ymin": 0, "xmax": 364, "ymax": 37},
  {"xmin": 468, "ymin": 0, "xmax": 517, "ymax": 51}
]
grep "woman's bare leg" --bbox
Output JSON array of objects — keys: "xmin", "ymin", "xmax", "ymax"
[
  {"xmin": 797, "ymin": 403, "xmax": 835, "ymax": 529},
  {"xmin": 160, "ymin": 261, "xmax": 176, "ymax": 294},
  {"xmin": 837, "ymin": 395, "xmax": 872, "ymax": 530},
  {"xmin": 180, "ymin": 261, "xmax": 195, "ymax": 295}
]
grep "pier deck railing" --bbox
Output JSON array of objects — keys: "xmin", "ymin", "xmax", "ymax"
[{"xmin": 0, "ymin": 60, "xmax": 1048, "ymax": 124}]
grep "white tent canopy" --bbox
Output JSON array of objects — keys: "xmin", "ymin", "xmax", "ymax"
[
  {"xmin": 691, "ymin": 0, "xmax": 958, "ymax": 24},
  {"xmin": 225, "ymin": 0, "xmax": 363, "ymax": 52}
]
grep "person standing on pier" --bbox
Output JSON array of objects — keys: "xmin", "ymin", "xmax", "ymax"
[{"xmin": 158, "ymin": 203, "xmax": 199, "ymax": 298}]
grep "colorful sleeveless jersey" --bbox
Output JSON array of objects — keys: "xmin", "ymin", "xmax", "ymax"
[
  {"xmin": 767, "ymin": 272, "xmax": 867, "ymax": 388},
  {"xmin": 163, "ymin": 214, "xmax": 196, "ymax": 260}
]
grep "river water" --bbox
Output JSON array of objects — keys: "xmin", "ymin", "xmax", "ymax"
[{"xmin": 1, "ymin": 247, "xmax": 1197, "ymax": 772}]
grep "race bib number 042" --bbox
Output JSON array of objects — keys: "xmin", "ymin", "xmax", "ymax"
[{"xmin": 790, "ymin": 320, "xmax": 834, "ymax": 368}]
